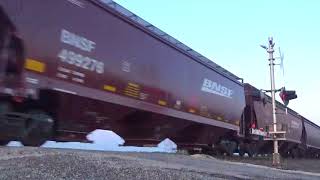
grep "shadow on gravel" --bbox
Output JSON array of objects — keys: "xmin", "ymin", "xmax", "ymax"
[{"xmin": 214, "ymin": 155, "xmax": 320, "ymax": 173}]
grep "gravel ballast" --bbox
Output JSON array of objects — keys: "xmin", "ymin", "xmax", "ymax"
[{"xmin": 0, "ymin": 147, "xmax": 319, "ymax": 180}]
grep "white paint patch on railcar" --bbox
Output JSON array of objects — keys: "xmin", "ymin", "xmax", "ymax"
[
  {"xmin": 72, "ymin": 71, "xmax": 85, "ymax": 78},
  {"xmin": 26, "ymin": 77, "xmax": 39, "ymax": 84},
  {"xmin": 4, "ymin": 88, "xmax": 13, "ymax": 95},
  {"xmin": 56, "ymin": 73, "xmax": 69, "ymax": 79},
  {"xmin": 53, "ymin": 88, "xmax": 77, "ymax": 95},
  {"xmin": 72, "ymin": 77, "xmax": 84, "ymax": 83},
  {"xmin": 58, "ymin": 66, "xmax": 72, "ymax": 74},
  {"xmin": 121, "ymin": 61, "xmax": 131, "ymax": 72},
  {"xmin": 67, "ymin": 0, "xmax": 85, "ymax": 8}
]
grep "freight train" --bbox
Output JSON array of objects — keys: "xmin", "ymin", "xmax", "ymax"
[{"xmin": 0, "ymin": 0, "xmax": 319, "ymax": 157}]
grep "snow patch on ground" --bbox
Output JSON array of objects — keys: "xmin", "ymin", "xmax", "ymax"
[{"xmin": 7, "ymin": 129, "xmax": 177, "ymax": 153}]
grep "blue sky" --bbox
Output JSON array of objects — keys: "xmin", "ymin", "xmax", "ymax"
[{"xmin": 112, "ymin": 0, "xmax": 320, "ymax": 125}]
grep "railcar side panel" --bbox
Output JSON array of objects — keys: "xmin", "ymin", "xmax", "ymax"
[
  {"xmin": 244, "ymin": 84, "xmax": 303, "ymax": 143},
  {"xmin": 0, "ymin": 0, "xmax": 245, "ymax": 131},
  {"xmin": 304, "ymin": 120, "xmax": 320, "ymax": 149},
  {"xmin": 252, "ymin": 101, "xmax": 303, "ymax": 143}
]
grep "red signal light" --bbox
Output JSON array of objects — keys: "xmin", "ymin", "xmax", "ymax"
[
  {"xmin": 279, "ymin": 87, "xmax": 297, "ymax": 107},
  {"xmin": 280, "ymin": 91, "xmax": 286, "ymax": 101}
]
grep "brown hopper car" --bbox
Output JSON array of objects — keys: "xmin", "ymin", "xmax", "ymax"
[
  {"xmin": 0, "ymin": 0, "xmax": 245, "ymax": 148},
  {"xmin": 0, "ymin": 0, "xmax": 319, "ymax": 158},
  {"xmin": 244, "ymin": 84, "xmax": 320, "ymax": 157},
  {"xmin": 303, "ymin": 117, "xmax": 320, "ymax": 151}
]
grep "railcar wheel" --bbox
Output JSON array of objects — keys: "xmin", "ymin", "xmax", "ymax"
[
  {"xmin": 0, "ymin": 102, "xmax": 13, "ymax": 146},
  {"xmin": 0, "ymin": 140, "xmax": 10, "ymax": 146},
  {"xmin": 249, "ymin": 143, "xmax": 259, "ymax": 157},
  {"xmin": 280, "ymin": 151, "xmax": 289, "ymax": 158},
  {"xmin": 239, "ymin": 143, "xmax": 257, "ymax": 157},
  {"xmin": 21, "ymin": 110, "xmax": 54, "ymax": 147},
  {"xmin": 0, "ymin": 101, "xmax": 12, "ymax": 114},
  {"xmin": 202, "ymin": 146, "xmax": 215, "ymax": 156},
  {"xmin": 220, "ymin": 140, "xmax": 237, "ymax": 156},
  {"xmin": 238, "ymin": 145, "xmax": 245, "ymax": 157},
  {"xmin": 291, "ymin": 148, "xmax": 300, "ymax": 158},
  {"xmin": 247, "ymin": 147, "xmax": 256, "ymax": 158},
  {"xmin": 239, "ymin": 150, "xmax": 245, "ymax": 157}
]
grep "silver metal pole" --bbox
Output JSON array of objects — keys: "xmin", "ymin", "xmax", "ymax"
[{"xmin": 267, "ymin": 37, "xmax": 280, "ymax": 166}]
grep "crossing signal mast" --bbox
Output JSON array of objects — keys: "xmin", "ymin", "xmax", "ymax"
[
  {"xmin": 279, "ymin": 87, "xmax": 297, "ymax": 107},
  {"xmin": 260, "ymin": 37, "xmax": 298, "ymax": 166}
]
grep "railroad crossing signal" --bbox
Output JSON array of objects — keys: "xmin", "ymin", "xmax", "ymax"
[{"xmin": 279, "ymin": 87, "xmax": 297, "ymax": 106}]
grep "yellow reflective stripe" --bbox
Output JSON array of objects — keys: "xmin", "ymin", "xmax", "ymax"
[
  {"xmin": 124, "ymin": 90, "xmax": 139, "ymax": 96},
  {"xmin": 104, "ymin": 85, "xmax": 117, "ymax": 92},
  {"xmin": 25, "ymin": 59, "xmax": 45, "ymax": 73},
  {"xmin": 158, "ymin": 100, "xmax": 167, "ymax": 106},
  {"xmin": 128, "ymin": 82, "xmax": 139, "ymax": 88}
]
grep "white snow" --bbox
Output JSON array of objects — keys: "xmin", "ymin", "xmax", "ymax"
[{"xmin": 6, "ymin": 129, "xmax": 177, "ymax": 153}]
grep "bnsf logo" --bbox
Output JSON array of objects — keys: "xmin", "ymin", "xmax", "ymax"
[{"xmin": 201, "ymin": 78, "xmax": 233, "ymax": 99}]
